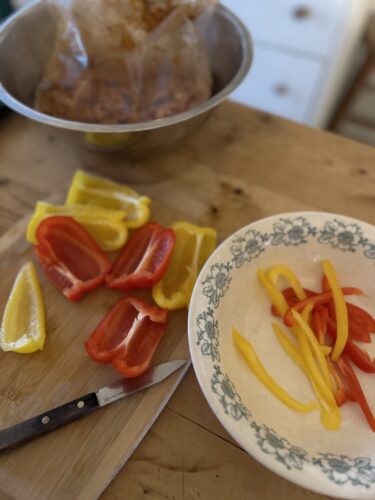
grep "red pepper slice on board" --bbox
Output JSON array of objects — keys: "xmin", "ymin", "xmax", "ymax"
[
  {"xmin": 85, "ymin": 296, "xmax": 168, "ymax": 378},
  {"xmin": 106, "ymin": 222, "xmax": 176, "ymax": 292},
  {"xmin": 283, "ymin": 288, "xmax": 364, "ymax": 327},
  {"xmin": 35, "ymin": 216, "xmax": 111, "ymax": 301}
]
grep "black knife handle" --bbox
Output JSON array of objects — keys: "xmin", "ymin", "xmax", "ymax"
[{"xmin": 0, "ymin": 392, "xmax": 99, "ymax": 452}]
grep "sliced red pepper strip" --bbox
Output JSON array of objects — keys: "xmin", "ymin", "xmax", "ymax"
[
  {"xmin": 85, "ymin": 296, "xmax": 168, "ymax": 377},
  {"xmin": 346, "ymin": 303, "xmax": 375, "ymax": 332},
  {"xmin": 312, "ymin": 306, "xmax": 329, "ymax": 345},
  {"xmin": 328, "ymin": 301, "xmax": 371, "ymax": 343},
  {"xmin": 336, "ymin": 356, "xmax": 375, "ymax": 432},
  {"xmin": 283, "ymin": 288, "xmax": 364, "ymax": 327},
  {"xmin": 326, "ymin": 358, "xmax": 355, "ymax": 407},
  {"xmin": 106, "ymin": 222, "xmax": 176, "ymax": 292},
  {"xmin": 35, "ymin": 216, "xmax": 111, "ymax": 301},
  {"xmin": 326, "ymin": 316, "xmax": 375, "ymax": 373},
  {"xmin": 271, "ymin": 288, "xmax": 316, "ymax": 317}
]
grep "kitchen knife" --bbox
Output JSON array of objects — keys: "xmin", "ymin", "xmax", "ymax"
[{"xmin": 0, "ymin": 359, "xmax": 186, "ymax": 452}]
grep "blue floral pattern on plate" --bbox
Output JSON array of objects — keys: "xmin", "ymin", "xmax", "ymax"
[{"xmin": 192, "ymin": 214, "xmax": 375, "ymax": 490}]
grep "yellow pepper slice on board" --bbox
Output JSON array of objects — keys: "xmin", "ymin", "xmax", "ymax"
[
  {"xmin": 233, "ymin": 327, "xmax": 317, "ymax": 413},
  {"xmin": 0, "ymin": 262, "xmax": 46, "ymax": 353},
  {"xmin": 66, "ymin": 170, "xmax": 151, "ymax": 229},
  {"xmin": 152, "ymin": 221, "xmax": 217, "ymax": 310},
  {"xmin": 26, "ymin": 202, "xmax": 128, "ymax": 252},
  {"xmin": 321, "ymin": 259, "xmax": 349, "ymax": 361},
  {"xmin": 267, "ymin": 265, "xmax": 307, "ymax": 301}
]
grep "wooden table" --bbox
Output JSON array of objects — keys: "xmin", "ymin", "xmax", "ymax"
[{"xmin": 0, "ymin": 101, "xmax": 374, "ymax": 500}]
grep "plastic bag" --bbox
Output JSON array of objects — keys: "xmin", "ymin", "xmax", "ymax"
[{"xmin": 34, "ymin": 0, "xmax": 216, "ymax": 124}]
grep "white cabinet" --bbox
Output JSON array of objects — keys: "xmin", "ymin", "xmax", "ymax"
[
  {"xmin": 231, "ymin": 47, "xmax": 322, "ymax": 123},
  {"xmin": 222, "ymin": 0, "xmax": 371, "ymax": 127}
]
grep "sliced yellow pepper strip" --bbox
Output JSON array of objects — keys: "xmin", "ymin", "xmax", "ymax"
[
  {"xmin": 272, "ymin": 323, "xmax": 304, "ymax": 370},
  {"xmin": 26, "ymin": 202, "xmax": 128, "ymax": 252},
  {"xmin": 300, "ymin": 304, "xmax": 332, "ymax": 390},
  {"xmin": 267, "ymin": 265, "xmax": 307, "ymax": 301},
  {"xmin": 321, "ymin": 259, "xmax": 349, "ymax": 361},
  {"xmin": 152, "ymin": 221, "xmax": 217, "ymax": 310},
  {"xmin": 272, "ymin": 323, "xmax": 340, "ymax": 430},
  {"xmin": 233, "ymin": 327, "xmax": 317, "ymax": 413},
  {"xmin": 66, "ymin": 170, "xmax": 151, "ymax": 229},
  {"xmin": 291, "ymin": 309, "xmax": 335, "ymax": 400},
  {"xmin": 257, "ymin": 269, "xmax": 289, "ymax": 316},
  {"xmin": 0, "ymin": 262, "xmax": 46, "ymax": 353}
]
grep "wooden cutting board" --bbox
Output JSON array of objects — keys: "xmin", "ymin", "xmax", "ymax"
[{"xmin": 0, "ymin": 211, "xmax": 190, "ymax": 500}]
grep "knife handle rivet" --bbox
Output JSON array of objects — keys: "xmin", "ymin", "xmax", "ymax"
[
  {"xmin": 41, "ymin": 416, "xmax": 50, "ymax": 424},
  {"xmin": 77, "ymin": 401, "xmax": 85, "ymax": 409}
]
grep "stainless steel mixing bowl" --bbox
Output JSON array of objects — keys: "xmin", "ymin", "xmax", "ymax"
[{"xmin": 0, "ymin": 0, "xmax": 252, "ymax": 156}]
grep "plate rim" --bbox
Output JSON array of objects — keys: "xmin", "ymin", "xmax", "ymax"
[{"xmin": 188, "ymin": 210, "xmax": 375, "ymax": 499}]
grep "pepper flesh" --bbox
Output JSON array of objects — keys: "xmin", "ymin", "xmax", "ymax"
[
  {"xmin": 266, "ymin": 266, "xmax": 307, "ymax": 301},
  {"xmin": 35, "ymin": 216, "xmax": 112, "ymax": 301},
  {"xmin": 85, "ymin": 296, "xmax": 168, "ymax": 378},
  {"xmin": 233, "ymin": 327, "xmax": 317, "ymax": 413},
  {"xmin": 0, "ymin": 262, "xmax": 46, "ymax": 353},
  {"xmin": 321, "ymin": 260, "xmax": 348, "ymax": 361},
  {"xmin": 152, "ymin": 221, "xmax": 217, "ymax": 310},
  {"xmin": 27, "ymin": 201, "xmax": 128, "ymax": 252},
  {"xmin": 66, "ymin": 170, "xmax": 151, "ymax": 229}
]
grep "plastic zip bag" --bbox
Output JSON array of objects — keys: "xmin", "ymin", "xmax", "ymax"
[{"xmin": 34, "ymin": 0, "xmax": 216, "ymax": 124}]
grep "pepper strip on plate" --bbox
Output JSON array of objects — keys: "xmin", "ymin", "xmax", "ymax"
[
  {"xmin": 272, "ymin": 322, "xmax": 339, "ymax": 428},
  {"xmin": 326, "ymin": 316, "xmax": 375, "ymax": 373},
  {"xmin": 321, "ymin": 260, "xmax": 349, "ymax": 361},
  {"xmin": 233, "ymin": 327, "xmax": 317, "ymax": 413},
  {"xmin": 283, "ymin": 288, "xmax": 364, "ymax": 327},
  {"xmin": 266, "ymin": 265, "xmax": 307, "ymax": 301},
  {"xmin": 257, "ymin": 266, "xmax": 340, "ymax": 429}
]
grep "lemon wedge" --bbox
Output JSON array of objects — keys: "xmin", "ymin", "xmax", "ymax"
[{"xmin": 0, "ymin": 262, "xmax": 46, "ymax": 353}]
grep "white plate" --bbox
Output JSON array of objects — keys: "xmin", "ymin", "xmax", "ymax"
[{"xmin": 188, "ymin": 212, "xmax": 375, "ymax": 499}]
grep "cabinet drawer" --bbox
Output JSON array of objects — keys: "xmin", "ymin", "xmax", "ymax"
[
  {"xmin": 221, "ymin": 0, "xmax": 346, "ymax": 57},
  {"xmin": 230, "ymin": 46, "xmax": 323, "ymax": 123}
]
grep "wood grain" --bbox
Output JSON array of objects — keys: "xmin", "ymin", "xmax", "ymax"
[{"xmin": 0, "ymin": 101, "xmax": 374, "ymax": 499}]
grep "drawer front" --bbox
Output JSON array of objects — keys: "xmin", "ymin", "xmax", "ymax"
[
  {"xmin": 221, "ymin": 0, "xmax": 346, "ymax": 57},
  {"xmin": 230, "ymin": 46, "xmax": 323, "ymax": 124}
]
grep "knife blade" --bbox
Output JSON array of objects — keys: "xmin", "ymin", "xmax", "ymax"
[{"xmin": 0, "ymin": 359, "xmax": 186, "ymax": 452}]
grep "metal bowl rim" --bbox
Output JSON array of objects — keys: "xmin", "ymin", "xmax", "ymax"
[{"xmin": 0, "ymin": 0, "xmax": 253, "ymax": 133}]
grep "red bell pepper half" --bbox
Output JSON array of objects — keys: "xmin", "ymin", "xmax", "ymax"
[
  {"xmin": 35, "ymin": 216, "xmax": 111, "ymax": 301},
  {"xmin": 106, "ymin": 222, "xmax": 176, "ymax": 292},
  {"xmin": 85, "ymin": 296, "xmax": 168, "ymax": 378}
]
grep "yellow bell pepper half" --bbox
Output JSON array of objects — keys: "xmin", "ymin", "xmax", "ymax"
[
  {"xmin": 152, "ymin": 221, "xmax": 217, "ymax": 310},
  {"xmin": 233, "ymin": 327, "xmax": 317, "ymax": 413},
  {"xmin": 26, "ymin": 202, "xmax": 128, "ymax": 252},
  {"xmin": 66, "ymin": 170, "xmax": 151, "ymax": 229},
  {"xmin": 0, "ymin": 262, "xmax": 46, "ymax": 353}
]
